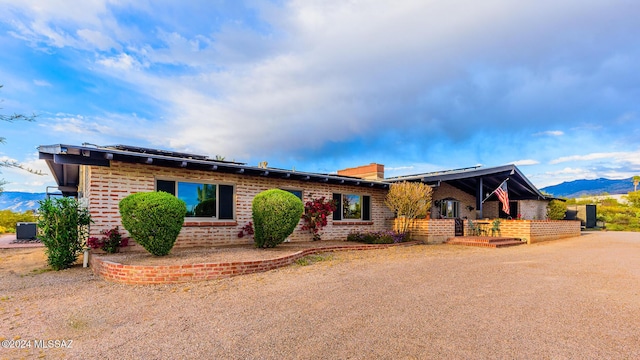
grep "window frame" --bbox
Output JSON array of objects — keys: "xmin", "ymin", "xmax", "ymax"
[
  {"xmin": 155, "ymin": 178, "xmax": 235, "ymax": 220},
  {"xmin": 332, "ymin": 193, "xmax": 371, "ymax": 221},
  {"xmin": 439, "ymin": 199, "xmax": 460, "ymax": 218}
]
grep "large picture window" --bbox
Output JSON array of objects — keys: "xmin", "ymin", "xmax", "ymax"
[
  {"xmin": 332, "ymin": 193, "xmax": 371, "ymax": 221},
  {"xmin": 156, "ymin": 179, "xmax": 234, "ymax": 219}
]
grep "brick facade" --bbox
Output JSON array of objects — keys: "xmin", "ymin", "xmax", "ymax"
[
  {"xmin": 80, "ymin": 161, "xmax": 394, "ymax": 249},
  {"xmin": 78, "ymin": 159, "xmax": 569, "ymax": 249},
  {"xmin": 394, "ymin": 218, "xmax": 455, "ymax": 244}
]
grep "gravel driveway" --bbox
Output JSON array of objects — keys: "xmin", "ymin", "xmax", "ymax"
[{"xmin": 1, "ymin": 231, "xmax": 638, "ymax": 359}]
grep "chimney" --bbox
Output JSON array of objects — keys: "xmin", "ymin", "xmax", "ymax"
[{"xmin": 337, "ymin": 163, "xmax": 384, "ymax": 180}]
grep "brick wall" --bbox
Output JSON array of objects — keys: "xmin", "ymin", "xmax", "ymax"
[
  {"xmin": 529, "ymin": 220, "xmax": 581, "ymax": 244},
  {"xmin": 513, "ymin": 200, "xmax": 547, "ymax": 220},
  {"xmin": 499, "ymin": 220, "xmax": 580, "ymax": 244},
  {"xmin": 89, "ymin": 241, "xmax": 418, "ymax": 285},
  {"xmin": 431, "ymin": 183, "xmax": 477, "ymax": 219},
  {"xmin": 394, "ymin": 218, "xmax": 455, "ymax": 244},
  {"xmin": 81, "ymin": 161, "xmax": 394, "ymax": 248}
]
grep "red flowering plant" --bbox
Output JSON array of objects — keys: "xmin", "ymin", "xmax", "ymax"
[
  {"xmin": 87, "ymin": 226, "xmax": 129, "ymax": 253},
  {"xmin": 237, "ymin": 222, "xmax": 254, "ymax": 239},
  {"xmin": 301, "ymin": 197, "xmax": 337, "ymax": 241}
]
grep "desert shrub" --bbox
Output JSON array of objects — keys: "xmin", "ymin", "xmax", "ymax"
[
  {"xmin": 546, "ymin": 199, "xmax": 567, "ymax": 220},
  {"xmin": 626, "ymin": 191, "xmax": 640, "ymax": 209},
  {"xmin": 119, "ymin": 192, "xmax": 187, "ymax": 256},
  {"xmin": 37, "ymin": 197, "xmax": 91, "ymax": 270},
  {"xmin": 347, "ymin": 230, "xmax": 408, "ymax": 244},
  {"xmin": 0, "ymin": 210, "xmax": 37, "ymax": 233},
  {"xmin": 252, "ymin": 189, "xmax": 303, "ymax": 248}
]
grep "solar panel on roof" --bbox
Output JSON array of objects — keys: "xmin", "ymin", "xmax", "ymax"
[{"xmin": 102, "ymin": 144, "xmax": 245, "ymax": 164}]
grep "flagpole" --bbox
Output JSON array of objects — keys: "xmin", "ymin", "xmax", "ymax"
[{"xmin": 482, "ymin": 178, "xmax": 509, "ymax": 204}]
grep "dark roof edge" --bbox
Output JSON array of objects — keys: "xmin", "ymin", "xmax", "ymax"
[{"xmin": 37, "ymin": 144, "xmax": 390, "ymax": 190}]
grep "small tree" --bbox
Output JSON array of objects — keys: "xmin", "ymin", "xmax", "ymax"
[
  {"xmin": 252, "ymin": 189, "xmax": 303, "ymax": 248},
  {"xmin": 37, "ymin": 197, "xmax": 92, "ymax": 270},
  {"xmin": 546, "ymin": 199, "xmax": 567, "ymax": 220},
  {"xmin": 119, "ymin": 192, "xmax": 187, "ymax": 256},
  {"xmin": 633, "ymin": 176, "xmax": 640, "ymax": 192},
  {"xmin": 385, "ymin": 181, "xmax": 433, "ymax": 236}
]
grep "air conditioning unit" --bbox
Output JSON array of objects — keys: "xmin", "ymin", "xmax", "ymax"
[{"xmin": 16, "ymin": 222, "xmax": 37, "ymax": 240}]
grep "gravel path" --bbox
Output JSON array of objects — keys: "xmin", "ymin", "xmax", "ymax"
[{"xmin": 1, "ymin": 231, "xmax": 638, "ymax": 359}]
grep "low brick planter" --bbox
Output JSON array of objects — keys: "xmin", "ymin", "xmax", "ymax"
[{"xmin": 89, "ymin": 241, "xmax": 420, "ymax": 285}]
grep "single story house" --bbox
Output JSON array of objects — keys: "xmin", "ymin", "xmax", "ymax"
[{"xmin": 38, "ymin": 144, "xmax": 577, "ymax": 247}]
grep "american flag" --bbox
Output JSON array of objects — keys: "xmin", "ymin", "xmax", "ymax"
[{"xmin": 495, "ymin": 181, "xmax": 510, "ymax": 215}]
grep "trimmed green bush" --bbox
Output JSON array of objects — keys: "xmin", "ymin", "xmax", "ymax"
[
  {"xmin": 119, "ymin": 192, "xmax": 187, "ymax": 256},
  {"xmin": 37, "ymin": 197, "xmax": 91, "ymax": 270},
  {"xmin": 252, "ymin": 189, "xmax": 303, "ymax": 248},
  {"xmin": 547, "ymin": 199, "xmax": 567, "ymax": 220}
]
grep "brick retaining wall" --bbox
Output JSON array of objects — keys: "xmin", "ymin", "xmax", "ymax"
[
  {"xmin": 396, "ymin": 218, "xmax": 580, "ymax": 244},
  {"xmin": 89, "ymin": 242, "xmax": 419, "ymax": 285},
  {"xmin": 492, "ymin": 220, "xmax": 580, "ymax": 244}
]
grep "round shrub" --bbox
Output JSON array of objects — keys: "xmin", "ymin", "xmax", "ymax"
[
  {"xmin": 252, "ymin": 189, "xmax": 304, "ymax": 248},
  {"xmin": 119, "ymin": 192, "xmax": 187, "ymax": 256}
]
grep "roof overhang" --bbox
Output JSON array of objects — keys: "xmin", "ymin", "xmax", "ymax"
[
  {"xmin": 38, "ymin": 144, "xmax": 390, "ymax": 196},
  {"xmin": 387, "ymin": 164, "xmax": 547, "ymax": 201}
]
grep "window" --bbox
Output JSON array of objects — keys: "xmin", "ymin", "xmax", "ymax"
[
  {"xmin": 281, "ymin": 189, "xmax": 303, "ymax": 200},
  {"xmin": 439, "ymin": 199, "xmax": 459, "ymax": 218},
  {"xmin": 156, "ymin": 179, "xmax": 234, "ymax": 219},
  {"xmin": 332, "ymin": 193, "xmax": 371, "ymax": 221}
]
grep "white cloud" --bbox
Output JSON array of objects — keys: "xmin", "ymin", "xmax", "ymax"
[
  {"xmin": 96, "ymin": 53, "xmax": 141, "ymax": 71},
  {"xmin": 33, "ymin": 79, "xmax": 52, "ymax": 87},
  {"xmin": 534, "ymin": 130, "xmax": 564, "ymax": 136},
  {"xmin": 549, "ymin": 151, "xmax": 640, "ymax": 165},
  {"xmin": 512, "ymin": 159, "xmax": 540, "ymax": 166},
  {"xmin": 2, "ymin": 0, "xmax": 639, "ymax": 189},
  {"xmin": 77, "ymin": 28, "xmax": 119, "ymax": 51}
]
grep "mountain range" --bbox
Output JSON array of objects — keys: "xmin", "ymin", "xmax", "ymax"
[
  {"xmin": 0, "ymin": 177, "xmax": 636, "ymax": 211},
  {"xmin": 540, "ymin": 177, "xmax": 635, "ymax": 198}
]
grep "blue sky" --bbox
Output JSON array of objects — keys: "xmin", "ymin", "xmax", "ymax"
[{"xmin": 0, "ymin": 0, "xmax": 639, "ymax": 193}]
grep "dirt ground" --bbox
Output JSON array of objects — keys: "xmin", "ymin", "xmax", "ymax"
[{"xmin": 0, "ymin": 231, "xmax": 639, "ymax": 359}]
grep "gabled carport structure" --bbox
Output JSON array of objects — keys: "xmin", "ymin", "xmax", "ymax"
[{"xmin": 386, "ymin": 164, "xmax": 547, "ymax": 218}]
